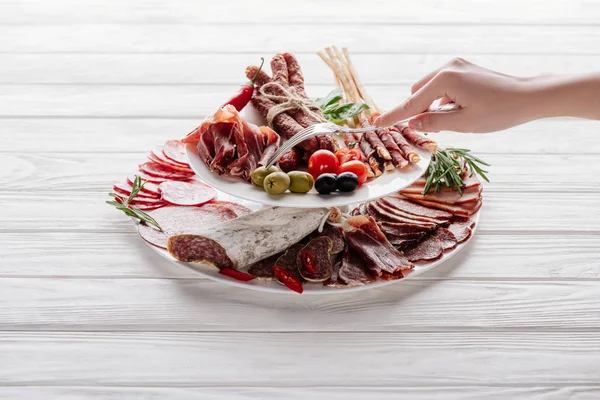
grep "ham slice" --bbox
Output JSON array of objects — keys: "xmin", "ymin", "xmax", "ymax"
[
  {"xmin": 342, "ymin": 215, "xmax": 413, "ymax": 276},
  {"xmin": 383, "ymin": 196, "xmax": 454, "ymax": 220},
  {"xmin": 401, "ymin": 185, "xmax": 482, "ymax": 205},
  {"xmin": 365, "ymin": 202, "xmax": 437, "ymax": 228},
  {"xmin": 376, "ymin": 199, "xmax": 450, "ymax": 225},
  {"xmin": 408, "ymin": 198, "xmax": 482, "ymax": 218}
]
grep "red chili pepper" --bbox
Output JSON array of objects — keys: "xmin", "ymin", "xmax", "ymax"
[
  {"xmin": 223, "ymin": 57, "xmax": 265, "ymax": 111},
  {"xmin": 301, "ymin": 250, "xmax": 318, "ymax": 275},
  {"xmin": 218, "ymin": 267, "xmax": 256, "ymax": 282},
  {"xmin": 272, "ymin": 266, "xmax": 303, "ymax": 294}
]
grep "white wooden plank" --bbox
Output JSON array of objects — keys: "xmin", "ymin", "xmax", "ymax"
[
  {"xmin": 1, "ymin": 117, "xmax": 597, "ymax": 154},
  {"xmin": 1, "ymin": 0, "xmax": 597, "ymax": 25},
  {"xmin": 2, "ymin": 386, "xmax": 599, "ymax": 400},
  {"xmin": 1, "ymin": 332, "xmax": 600, "ymax": 385},
  {"xmin": 1, "ymin": 53, "xmax": 597, "ymax": 85},
  {"xmin": 2, "ymin": 278, "xmax": 600, "ymax": 331},
  {"xmin": 0, "ymin": 152, "xmax": 597, "ymax": 192},
  {"xmin": 1, "ymin": 232, "xmax": 598, "ymax": 279},
  {"xmin": 1, "ymin": 25, "xmax": 599, "ymax": 54},
  {"xmin": 0, "ymin": 191, "xmax": 598, "ymax": 233}
]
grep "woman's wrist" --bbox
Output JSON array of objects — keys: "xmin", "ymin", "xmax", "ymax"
[{"xmin": 525, "ymin": 73, "xmax": 600, "ymax": 120}]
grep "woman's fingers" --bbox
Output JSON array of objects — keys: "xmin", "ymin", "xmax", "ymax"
[
  {"xmin": 407, "ymin": 110, "xmax": 464, "ymax": 132},
  {"xmin": 375, "ymin": 78, "xmax": 447, "ymax": 126}
]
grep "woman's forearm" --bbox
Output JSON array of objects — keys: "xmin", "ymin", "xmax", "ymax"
[{"xmin": 528, "ymin": 73, "xmax": 600, "ymax": 120}]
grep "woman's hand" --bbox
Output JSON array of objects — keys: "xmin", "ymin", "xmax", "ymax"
[{"xmin": 374, "ymin": 58, "xmax": 540, "ymax": 133}]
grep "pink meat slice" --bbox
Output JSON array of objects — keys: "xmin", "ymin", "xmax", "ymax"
[
  {"xmin": 148, "ymin": 152, "xmax": 193, "ymax": 173},
  {"xmin": 435, "ymin": 228, "xmax": 458, "ymax": 250},
  {"xmin": 338, "ymin": 246, "xmax": 376, "ymax": 286},
  {"xmin": 376, "ymin": 199, "xmax": 449, "ymax": 225},
  {"xmin": 210, "ymin": 200, "xmax": 253, "ymax": 218},
  {"xmin": 448, "ymin": 218, "xmax": 475, "ymax": 243},
  {"xmin": 199, "ymin": 201, "xmax": 239, "ymax": 220},
  {"xmin": 137, "ymin": 206, "xmax": 236, "ymax": 249},
  {"xmin": 139, "ymin": 162, "xmax": 195, "ymax": 180},
  {"xmin": 410, "ymin": 198, "xmax": 482, "ymax": 218},
  {"xmin": 127, "ymin": 176, "xmax": 161, "ymax": 195},
  {"xmin": 383, "ymin": 196, "xmax": 454, "ymax": 219},
  {"xmin": 114, "ymin": 195, "xmax": 166, "ymax": 206},
  {"xmin": 405, "ymin": 228, "xmax": 458, "ymax": 262},
  {"xmin": 380, "ymin": 221, "xmax": 431, "ymax": 236},
  {"xmin": 163, "ymin": 140, "xmax": 189, "ymax": 165},
  {"xmin": 366, "ymin": 202, "xmax": 437, "ymax": 229},
  {"xmin": 208, "ymin": 123, "xmax": 237, "ymax": 174},
  {"xmin": 158, "ymin": 180, "xmax": 216, "ymax": 206},
  {"xmin": 113, "ymin": 182, "xmax": 159, "ymax": 199},
  {"xmin": 401, "ymin": 186, "xmax": 482, "ymax": 205}
]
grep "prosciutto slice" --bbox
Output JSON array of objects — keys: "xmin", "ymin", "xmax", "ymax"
[
  {"xmin": 388, "ymin": 126, "xmax": 420, "ymax": 163},
  {"xmin": 378, "ymin": 129, "xmax": 409, "ymax": 168},
  {"xmin": 341, "ymin": 215, "xmax": 413, "ymax": 276},
  {"xmin": 398, "ymin": 125, "xmax": 438, "ymax": 153},
  {"xmin": 401, "ymin": 184, "xmax": 482, "ymax": 205},
  {"xmin": 183, "ymin": 105, "xmax": 280, "ymax": 182}
]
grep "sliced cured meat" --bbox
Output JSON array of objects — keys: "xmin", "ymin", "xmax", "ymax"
[
  {"xmin": 409, "ymin": 198, "xmax": 482, "ymax": 218},
  {"xmin": 158, "ymin": 180, "xmax": 216, "ymax": 206},
  {"xmin": 342, "ymin": 215, "xmax": 413, "ymax": 276},
  {"xmin": 127, "ymin": 176, "xmax": 161, "ymax": 195},
  {"xmin": 311, "ymin": 224, "xmax": 345, "ymax": 255},
  {"xmin": 401, "ymin": 186, "xmax": 482, "ymax": 205},
  {"xmin": 163, "ymin": 140, "xmax": 188, "ymax": 165},
  {"xmin": 448, "ymin": 218, "xmax": 475, "ymax": 243},
  {"xmin": 113, "ymin": 182, "xmax": 159, "ymax": 199},
  {"xmin": 338, "ymin": 246, "xmax": 375, "ymax": 286},
  {"xmin": 211, "ymin": 201, "xmax": 253, "ymax": 218},
  {"xmin": 139, "ymin": 162, "xmax": 195, "ymax": 181},
  {"xmin": 376, "ymin": 199, "xmax": 450, "ymax": 225},
  {"xmin": 378, "ymin": 129, "xmax": 408, "ymax": 168},
  {"xmin": 167, "ymin": 235, "xmax": 232, "ymax": 268},
  {"xmin": 297, "ymin": 237, "xmax": 333, "ymax": 282},
  {"xmin": 380, "ymin": 222, "xmax": 430, "ymax": 237},
  {"xmin": 366, "ymin": 202, "xmax": 437, "ymax": 229},
  {"xmin": 324, "ymin": 260, "xmax": 345, "ymax": 288},
  {"xmin": 115, "ymin": 195, "xmax": 166, "ymax": 207},
  {"xmin": 168, "ymin": 207, "xmax": 329, "ymax": 269},
  {"xmin": 138, "ymin": 206, "xmax": 235, "ymax": 250},
  {"xmin": 274, "ymin": 243, "xmax": 305, "ymax": 282},
  {"xmin": 247, "ymin": 253, "xmax": 281, "ymax": 279},
  {"xmin": 365, "ymin": 131, "xmax": 391, "ymax": 160},
  {"xmin": 198, "ymin": 202, "xmax": 238, "ymax": 220},
  {"xmin": 388, "ymin": 126, "xmax": 420, "ymax": 163},
  {"xmin": 359, "ymin": 135, "xmax": 383, "ymax": 177},
  {"xmin": 379, "ymin": 270, "xmax": 405, "ymax": 280},
  {"xmin": 133, "ymin": 172, "xmax": 171, "ymax": 184},
  {"xmin": 405, "ymin": 228, "xmax": 458, "ymax": 262},
  {"xmin": 148, "ymin": 152, "xmax": 193, "ymax": 173},
  {"xmin": 398, "ymin": 125, "xmax": 438, "ymax": 152},
  {"xmin": 386, "ymin": 232, "xmax": 427, "ymax": 248},
  {"xmin": 382, "ymin": 196, "xmax": 453, "ymax": 220},
  {"xmin": 435, "ymin": 228, "xmax": 458, "ymax": 251},
  {"xmin": 400, "ymin": 183, "xmax": 481, "ymax": 196},
  {"xmin": 151, "ymin": 145, "xmax": 189, "ymax": 168},
  {"xmin": 131, "ymin": 203, "xmax": 166, "ymax": 212}
]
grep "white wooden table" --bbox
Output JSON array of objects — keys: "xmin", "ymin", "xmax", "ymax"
[{"xmin": 1, "ymin": 1, "xmax": 600, "ymax": 399}]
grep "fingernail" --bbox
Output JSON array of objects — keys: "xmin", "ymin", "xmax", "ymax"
[
  {"xmin": 408, "ymin": 118, "xmax": 423, "ymax": 131},
  {"xmin": 373, "ymin": 116, "xmax": 381, "ymax": 126}
]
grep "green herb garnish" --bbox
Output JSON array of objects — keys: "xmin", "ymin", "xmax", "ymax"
[
  {"xmin": 316, "ymin": 89, "xmax": 369, "ymax": 124},
  {"xmin": 106, "ymin": 176, "xmax": 162, "ymax": 231},
  {"xmin": 423, "ymin": 147, "xmax": 490, "ymax": 195}
]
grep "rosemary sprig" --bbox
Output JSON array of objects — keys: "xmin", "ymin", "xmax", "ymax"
[
  {"xmin": 422, "ymin": 147, "xmax": 490, "ymax": 195},
  {"xmin": 106, "ymin": 176, "xmax": 162, "ymax": 231}
]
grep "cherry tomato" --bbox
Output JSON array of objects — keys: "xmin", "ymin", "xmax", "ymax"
[
  {"xmin": 335, "ymin": 148, "xmax": 363, "ymax": 164},
  {"xmin": 308, "ymin": 150, "xmax": 339, "ymax": 179},
  {"xmin": 337, "ymin": 160, "xmax": 368, "ymax": 186}
]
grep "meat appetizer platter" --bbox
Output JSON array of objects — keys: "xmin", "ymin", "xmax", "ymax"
[{"xmin": 107, "ymin": 46, "xmax": 489, "ymax": 294}]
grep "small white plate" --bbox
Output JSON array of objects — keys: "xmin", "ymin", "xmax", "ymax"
[
  {"xmin": 138, "ymin": 207, "xmax": 480, "ymax": 295},
  {"xmin": 185, "ymin": 106, "xmax": 432, "ymax": 209}
]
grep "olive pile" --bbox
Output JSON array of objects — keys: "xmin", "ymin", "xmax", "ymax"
[
  {"xmin": 314, "ymin": 172, "xmax": 359, "ymax": 195},
  {"xmin": 250, "ymin": 166, "xmax": 314, "ymax": 195}
]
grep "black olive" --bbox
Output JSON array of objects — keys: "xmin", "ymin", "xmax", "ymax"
[
  {"xmin": 314, "ymin": 173, "xmax": 337, "ymax": 195},
  {"xmin": 336, "ymin": 172, "xmax": 359, "ymax": 192}
]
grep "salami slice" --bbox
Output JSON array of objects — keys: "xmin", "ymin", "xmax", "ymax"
[
  {"xmin": 138, "ymin": 206, "xmax": 235, "ymax": 249},
  {"xmin": 148, "ymin": 152, "xmax": 194, "ymax": 173},
  {"xmin": 297, "ymin": 237, "xmax": 333, "ymax": 282},
  {"xmin": 113, "ymin": 182, "xmax": 159, "ymax": 199},
  {"xmin": 163, "ymin": 140, "xmax": 188, "ymax": 165},
  {"xmin": 248, "ymin": 253, "xmax": 281, "ymax": 279},
  {"xmin": 311, "ymin": 224, "xmax": 345, "ymax": 255},
  {"xmin": 158, "ymin": 180, "xmax": 216, "ymax": 206},
  {"xmin": 114, "ymin": 195, "xmax": 166, "ymax": 207},
  {"xmin": 199, "ymin": 201, "xmax": 239, "ymax": 220},
  {"xmin": 127, "ymin": 176, "xmax": 161, "ymax": 195},
  {"xmin": 139, "ymin": 162, "xmax": 195, "ymax": 181},
  {"xmin": 152, "ymin": 145, "xmax": 189, "ymax": 167},
  {"xmin": 211, "ymin": 200, "xmax": 253, "ymax": 218},
  {"xmin": 134, "ymin": 171, "xmax": 172, "ymax": 184},
  {"xmin": 274, "ymin": 243, "xmax": 304, "ymax": 282}
]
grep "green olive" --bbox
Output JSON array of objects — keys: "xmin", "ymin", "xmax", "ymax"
[
  {"xmin": 263, "ymin": 171, "xmax": 291, "ymax": 195},
  {"xmin": 250, "ymin": 165, "xmax": 280, "ymax": 187},
  {"xmin": 287, "ymin": 171, "xmax": 314, "ymax": 193}
]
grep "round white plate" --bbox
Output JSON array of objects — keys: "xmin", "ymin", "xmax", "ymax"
[
  {"xmin": 138, "ymin": 208, "xmax": 480, "ymax": 295},
  {"xmin": 185, "ymin": 106, "xmax": 431, "ymax": 208}
]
